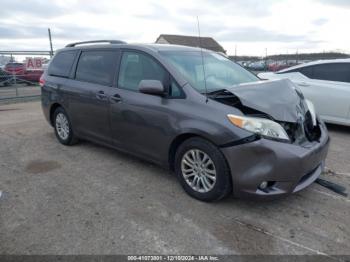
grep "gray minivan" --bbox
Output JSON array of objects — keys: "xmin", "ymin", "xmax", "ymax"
[{"xmin": 41, "ymin": 40, "xmax": 329, "ymax": 201}]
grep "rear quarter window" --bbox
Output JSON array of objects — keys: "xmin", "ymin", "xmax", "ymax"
[
  {"xmin": 48, "ymin": 51, "xmax": 77, "ymax": 78},
  {"xmin": 298, "ymin": 66, "xmax": 314, "ymax": 78},
  {"xmin": 280, "ymin": 66, "xmax": 313, "ymax": 78}
]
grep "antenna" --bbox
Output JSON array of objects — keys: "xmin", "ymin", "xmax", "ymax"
[{"xmin": 196, "ymin": 16, "xmax": 208, "ymax": 103}]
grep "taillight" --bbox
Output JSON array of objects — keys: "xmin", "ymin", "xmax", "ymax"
[{"xmin": 39, "ymin": 75, "xmax": 45, "ymax": 87}]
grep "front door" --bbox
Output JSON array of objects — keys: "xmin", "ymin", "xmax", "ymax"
[{"xmin": 109, "ymin": 50, "xmax": 177, "ymax": 163}]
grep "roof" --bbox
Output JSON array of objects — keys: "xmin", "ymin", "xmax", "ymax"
[
  {"xmin": 140, "ymin": 43, "xmax": 219, "ymax": 53},
  {"xmin": 155, "ymin": 34, "xmax": 226, "ymax": 53},
  {"xmin": 279, "ymin": 58, "xmax": 350, "ymax": 73},
  {"xmin": 61, "ymin": 42, "xmax": 212, "ymax": 53}
]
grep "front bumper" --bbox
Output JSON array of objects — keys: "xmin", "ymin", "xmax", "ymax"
[{"xmin": 221, "ymin": 123, "xmax": 330, "ymax": 200}]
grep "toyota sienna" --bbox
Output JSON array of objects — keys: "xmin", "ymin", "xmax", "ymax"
[{"xmin": 41, "ymin": 40, "xmax": 329, "ymax": 201}]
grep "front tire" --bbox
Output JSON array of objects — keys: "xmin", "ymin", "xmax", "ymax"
[
  {"xmin": 174, "ymin": 137, "xmax": 232, "ymax": 201},
  {"xmin": 53, "ymin": 107, "xmax": 78, "ymax": 145}
]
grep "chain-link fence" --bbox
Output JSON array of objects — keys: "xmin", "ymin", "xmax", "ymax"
[{"xmin": 0, "ymin": 51, "xmax": 52, "ymax": 103}]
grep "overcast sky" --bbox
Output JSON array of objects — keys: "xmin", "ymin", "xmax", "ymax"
[{"xmin": 0, "ymin": 0, "xmax": 349, "ymax": 56}]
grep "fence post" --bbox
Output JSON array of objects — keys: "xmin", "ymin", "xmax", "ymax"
[{"xmin": 10, "ymin": 53, "xmax": 19, "ymax": 97}]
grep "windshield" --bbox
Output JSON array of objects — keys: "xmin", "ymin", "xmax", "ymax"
[{"xmin": 160, "ymin": 51, "xmax": 259, "ymax": 93}]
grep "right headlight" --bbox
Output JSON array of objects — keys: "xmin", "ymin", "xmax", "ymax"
[{"xmin": 227, "ymin": 114, "xmax": 290, "ymax": 141}]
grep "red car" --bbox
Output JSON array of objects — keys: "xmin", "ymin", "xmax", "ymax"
[
  {"xmin": 267, "ymin": 63, "xmax": 290, "ymax": 72},
  {"xmin": 4, "ymin": 62, "xmax": 43, "ymax": 83}
]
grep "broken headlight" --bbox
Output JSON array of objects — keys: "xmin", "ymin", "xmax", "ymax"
[
  {"xmin": 305, "ymin": 99, "xmax": 317, "ymax": 126},
  {"xmin": 227, "ymin": 114, "xmax": 290, "ymax": 141}
]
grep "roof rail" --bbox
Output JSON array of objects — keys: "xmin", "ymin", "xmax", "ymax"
[{"xmin": 65, "ymin": 40, "xmax": 127, "ymax": 47}]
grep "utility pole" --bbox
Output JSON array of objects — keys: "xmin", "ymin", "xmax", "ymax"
[
  {"xmin": 48, "ymin": 28, "xmax": 54, "ymax": 58},
  {"xmin": 296, "ymin": 49, "xmax": 299, "ymax": 64},
  {"xmin": 234, "ymin": 45, "xmax": 237, "ymax": 61}
]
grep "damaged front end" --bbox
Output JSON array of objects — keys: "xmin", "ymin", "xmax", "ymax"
[
  {"xmin": 208, "ymin": 79, "xmax": 330, "ymax": 199},
  {"xmin": 208, "ymin": 79, "xmax": 322, "ymax": 146},
  {"xmin": 279, "ymin": 112, "xmax": 322, "ymax": 145}
]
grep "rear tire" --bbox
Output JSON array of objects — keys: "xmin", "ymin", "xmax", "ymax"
[
  {"xmin": 174, "ymin": 137, "xmax": 232, "ymax": 201},
  {"xmin": 53, "ymin": 107, "xmax": 78, "ymax": 146}
]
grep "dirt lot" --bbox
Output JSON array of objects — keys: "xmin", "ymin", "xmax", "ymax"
[{"xmin": 0, "ymin": 101, "xmax": 349, "ymax": 257}]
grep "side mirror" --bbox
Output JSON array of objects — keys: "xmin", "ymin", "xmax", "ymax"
[{"xmin": 138, "ymin": 80, "xmax": 165, "ymax": 96}]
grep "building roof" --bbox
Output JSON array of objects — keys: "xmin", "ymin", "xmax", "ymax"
[{"xmin": 155, "ymin": 34, "xmax": 226, "ymax": 53}]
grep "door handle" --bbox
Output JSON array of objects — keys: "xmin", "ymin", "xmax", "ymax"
[
  {"xmin": 110, "ymin": 93, "xmax": 122, "ymax": 103},
  {"xmin": 96, "ymin": 90, "xmax": 107, "ymax": 100},
  {"xmin": 298, "ymin": 82, "xmax": 310, "ymax": 87}
]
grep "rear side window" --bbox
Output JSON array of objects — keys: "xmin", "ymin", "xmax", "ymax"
[
  {"xmin": 283, "ymin": 63, "xmax": 350, "ymax": 83},
  {"xmin": 75, "ymin": 50, "xmax": 119, "ymax": 86},
  {"xmin": 312, "ymin": 63, "xmax": 350, "ymax": 83},
  {"xmin": 118, "ymin": 51, "xmax": 167, "ymax": 92},
  {"xmin": 281, "ymin": 66, "xmax": 313, "ymax": 78},
  {"xmin": 48, "ymin": 51, "xmax": 77, "ymax": 77}
]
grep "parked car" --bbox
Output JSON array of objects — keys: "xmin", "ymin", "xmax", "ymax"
[
  {"xmin": 247, "ymin": 60, "xmax": 266, "ymax": 71},
  {"xmin": 4, "ymin": 62, "xmax": 43, "ymax": 83},
  {"xmin": 0, "ymin": 68, "xmax": 11, "ymax": 86},
  {"xmin": 4, "ymin": 62, "xmax": 25, "ymax": 75},
  {"xmin": 41, "ymin": 40, "xmax": 329, "ymax": 201},
  {"xmin": 259, "ymin": 59, "xmax": 350, "ymax": 126},
  {"xmin": 267, "ymin": 61, "xmax": 291, "ymax": 72},
  {"xmin": 237, "ymin": 61, "xmax": 249, "ymax": 67}
]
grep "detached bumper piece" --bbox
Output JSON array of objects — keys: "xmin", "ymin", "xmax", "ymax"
[{"xmin": 316, "ymin": 178, "xmax": 348, "ymax": 197}]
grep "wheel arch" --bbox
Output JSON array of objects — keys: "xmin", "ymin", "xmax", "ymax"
[
  {"xmin": 168, "ymin": 133, "xmax": 218, "ymax": 171},
  {"xmin": 49, "ymin": 103, "xmax": 63, "ymax": 126}
]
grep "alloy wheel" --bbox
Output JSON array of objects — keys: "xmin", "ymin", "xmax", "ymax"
[
  {"xmin": 55, "ymin": 113, "xmax": 70, "ymax": 140},
  {"xmin": 181, "ymin": 149, "xmax": 217, "ymax": 193}
]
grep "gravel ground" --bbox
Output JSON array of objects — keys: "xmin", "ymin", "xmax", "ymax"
[{"xmin": 0, "ymin": 101, "xmax": 349, "ymax": 257}]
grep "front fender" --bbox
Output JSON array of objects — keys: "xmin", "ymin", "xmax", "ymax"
[{"xmin": 176, "ymin": 118, "xmax": 251, "ymax": 146}]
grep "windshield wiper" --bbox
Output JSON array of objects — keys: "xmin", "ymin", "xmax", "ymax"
[
  {"xmin": 206, "ymin": 89, "xmax": 226, "ymax": 95},
  {"xmin": 206, "ymin": 89, "xmax": 235, "ymax": 99}
]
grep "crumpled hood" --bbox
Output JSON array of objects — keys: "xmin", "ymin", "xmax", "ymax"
[{"xmin": 226, "ymin": 79, "xmax": 306, "ymax": 122}]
